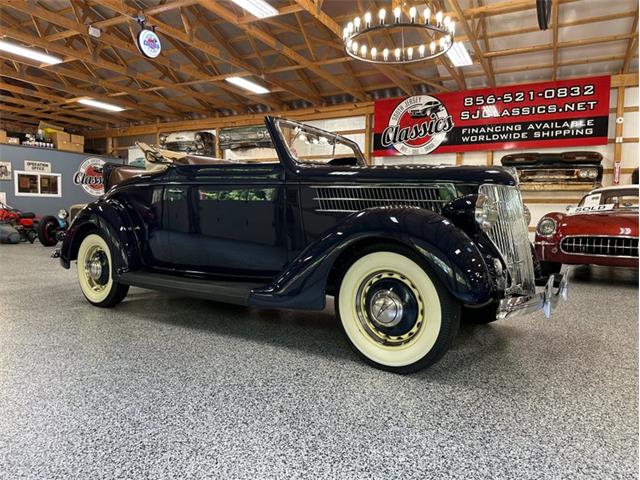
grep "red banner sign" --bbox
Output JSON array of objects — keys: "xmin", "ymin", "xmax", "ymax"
[{"xmin": 373, "ymin": 75, "xmax": 611, "ymax": 156}]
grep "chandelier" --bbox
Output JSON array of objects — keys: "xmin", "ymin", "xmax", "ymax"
[{"xmin": 342, "ymin": 6, "xmax": 455, "ymax": 65}]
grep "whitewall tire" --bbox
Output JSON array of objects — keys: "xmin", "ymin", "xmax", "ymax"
[
  {"xmin": 337, "ymin": 248, "xmax": 460, "ymax": 374},
  {"xmin": 77, "ymin": 233, "xmax": 129, "ymax": 308}
]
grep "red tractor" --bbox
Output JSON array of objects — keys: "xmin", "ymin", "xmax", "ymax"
[{"xmin": 0, "ymin": 201, "xmax": 39, "ymax": 244}]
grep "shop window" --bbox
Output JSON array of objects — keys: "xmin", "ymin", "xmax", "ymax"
[{"xmin": 14, "ymin": 171, "xmax": 62, "ymax": 197}]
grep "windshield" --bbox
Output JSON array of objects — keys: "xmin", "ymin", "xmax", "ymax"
[
  {"xmin": 579, "ymin": 188, "xmax": 639, "ymax": 210},
  {"xmin": 275, "ymin": 118, "xmax": 366, "ymax": 166}
]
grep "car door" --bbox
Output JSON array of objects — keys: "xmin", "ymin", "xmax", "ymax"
[{"xmin": 166, "ymin": 163, "xmax": 289, "ymax": 278}]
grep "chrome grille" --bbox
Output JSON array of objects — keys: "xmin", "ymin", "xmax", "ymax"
[
  {"xmin": 479, "ymin": 184, "xmax": 536, "ymax": 294},
  {"xmin": 312, "ymin": 184, "xmax": 458, "ymax": 213},
  {"xmin": 560, "ymin": 236, "xmax": 639, "ymax": 258}
]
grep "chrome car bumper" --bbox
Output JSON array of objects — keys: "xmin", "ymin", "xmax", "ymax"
[{"xmin": 497, "ymin": 273, "xmax": 568, "ymax": 319}]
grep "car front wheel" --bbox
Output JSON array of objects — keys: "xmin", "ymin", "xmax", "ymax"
[
  {"xmin": 336, "ymin": 248, "xmax": 460, "ymax": 374},
  {"xmin": 77, "ymin": 233, "xmax": 129, "ymax": 307}
]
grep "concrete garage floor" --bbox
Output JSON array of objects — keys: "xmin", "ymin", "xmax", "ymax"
[{"xmin": 0, "ymin": 244, "xmax": 637, "ymax": 479}]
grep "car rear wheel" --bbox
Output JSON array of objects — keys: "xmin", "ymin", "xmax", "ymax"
[
  {"xmin": 336, "ymin": 248, "xmax": 460, "ymax": 374},
  {"xmin": 77, "ymin": 233, "xmax": 129, "ymax": 307},
  {"xmin": 37, "ymin": 216, "xmax": 59, "ymax": 246}
]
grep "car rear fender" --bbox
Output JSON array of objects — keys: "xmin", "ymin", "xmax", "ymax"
[
  {"xmin": 59, "ymin": 199, "xmax": 141, "ymax": 274},
  {"xmin": 249, "ymin": 208, "xmax": 494, "ymax": 310}
]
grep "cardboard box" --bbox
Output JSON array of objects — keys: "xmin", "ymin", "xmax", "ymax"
[
  {"xmin": 70, "ymin": 134, "xmax": 84, "ymax": 145},
  {"xmin": 50, "ymin": 131, "xmax": 70, "ymax": 148},
  {"xmin": 58, "ymin": 141, "xmax": 84, "ymax": 153},
  {"xmin": 0, "ymin": 130, "xmax": 6, "ymax": 144}
]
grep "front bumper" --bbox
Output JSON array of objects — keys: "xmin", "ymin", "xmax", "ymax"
[{"xmin": 497, "ymin": 272, "xmax": 568, "ymax": 319}]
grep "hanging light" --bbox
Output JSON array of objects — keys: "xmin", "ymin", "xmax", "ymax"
[
  {"xmin": 343, "ymin": 4, "xmax": 454, "ymax": 64},
  {"xmin": 409, "ymin": 7, "xmax": 417, "ymax": 23},
  {"xmin": 393, "ymin": 6, "xmax": 401, "ymax": 23}
]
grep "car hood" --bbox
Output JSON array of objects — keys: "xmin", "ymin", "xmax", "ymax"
[
  {"xmin": 558, "ymin": 210, "xmax": 639, "ymax": 236},
  {"xmin": 300, "ymin": 163, "xmax": 517, "ymax": 186}
]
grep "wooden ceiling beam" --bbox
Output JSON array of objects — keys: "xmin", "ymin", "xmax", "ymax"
[
  {"xmin": 44, "ymin": 0, "xmax": 199, "ymax": 41},
  {"xmin": 197, "ymin": 0, "xmax": 367, "ymax": 101},
  {"xmin": 0, "ymin": 103, "xmax": 96, "ymax": 128},
  {"xmin": 0, "ymin": 81, "xmax": 120, "ymax": 124},
  {"xmin": 2, "ymin": 2, "xmax": 245, "ymax": 112},
  {"xmin": 0, "ymin": 60, "xmax": 172, "ymax": 120},
  {"xmin": 0, "ymin": 94, "xmax": 105, "ymax": 128},
  {"xmin": 551, "ymin": 0, "xmax": 560, "ymax": 80},
  {"xmin": 96, "ymin": 0, "xmax": 319, "ymax": 105},
  {"xmin": 0, "ymin": 23, "xmax": 217, "ymax": 115},
  {"xmin": 621, "ymin": 5, "xmax": 639, "ymax": 74},
  {"xmin": 485, "ymin": 32, "xmax": 639, "ymax": 58},
  {"xmin": 449, "ymin": 0, "xmax": 495, "ymax": 87}
]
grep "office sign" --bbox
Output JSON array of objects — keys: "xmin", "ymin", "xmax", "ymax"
[
  {"xmin": 24, "ymin": 161, "xmax": 51, "ymax": 173},
  {"xmin": 373, "ymin": 75, "xmax": 611, "ymax": 156}
]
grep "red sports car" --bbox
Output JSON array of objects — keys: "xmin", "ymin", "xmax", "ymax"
[{"xmin": 535, "ymin": 185, "xmax": 639, "ymax": 277}]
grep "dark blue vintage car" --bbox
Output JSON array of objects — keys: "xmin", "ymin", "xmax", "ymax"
[{"xmin": 58, "ymin": 116, "xmax": 567, "ymax": 373}]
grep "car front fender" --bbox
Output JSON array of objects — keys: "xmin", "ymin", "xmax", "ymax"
[
  {"xmin": 249, "ymin": 208, "xmax": 494, "ymax": 310},
  {"xmin": 59, "ymin": 198, "xmax": 141, "ymax": 274}
]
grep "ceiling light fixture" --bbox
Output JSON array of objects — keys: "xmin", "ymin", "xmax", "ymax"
[
  {"xmin": 230, "ymin": 0, "xmax": 278, "ymax": 19},
  {"xmin": 343, "ymin": 7, "xmax": 454, "ymax": 64},
  {"xmin": 446, "ymin": 41, "xmax": 473, "ymax": 67},
  {"xmin": 77, "ymin": 98, "xmax": 125, "ymax": 112},
  {"xmin": 0, "ymin": 40, "xmax": 62, "ymax": 65},
  {"xmin": 225, "ymin": 76, "xmax": 270, "ymax": 94}
]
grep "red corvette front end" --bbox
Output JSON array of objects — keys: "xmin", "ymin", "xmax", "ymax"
[{"xmin": 535, "ymin": 186, "xmax": 639, "ymax": 273}]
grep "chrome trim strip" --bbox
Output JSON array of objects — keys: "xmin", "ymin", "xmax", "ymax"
[{"xmin": 559, "ymin": 235, "xmax": 639, "ymax": 258}]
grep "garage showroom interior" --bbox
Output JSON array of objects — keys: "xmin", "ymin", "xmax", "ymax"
[{"xmin": 0, "ymin": 0, "xmax": 639, "ymax": 477}]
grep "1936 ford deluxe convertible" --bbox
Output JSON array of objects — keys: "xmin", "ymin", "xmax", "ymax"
[{"xmin": 58, "ymin": 117, "xmax": 568, "ymax": 373}]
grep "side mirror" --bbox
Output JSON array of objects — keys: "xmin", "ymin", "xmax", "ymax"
[{"xmin": 565, "ymin": 205, "xmax": 571, "ymax": 212}]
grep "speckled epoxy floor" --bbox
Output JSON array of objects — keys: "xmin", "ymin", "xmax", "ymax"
[{"xmin": 0, "ymin": 243, "xmax": 637, "ymax": 479}]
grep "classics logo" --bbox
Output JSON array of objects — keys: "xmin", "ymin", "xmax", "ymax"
[
  {"xmin": 74, "ymin": 158, "xmax": 105, "ymax": 197},
  {"xmin": 137, "ymin": 29, "xmax": 162, "ymax": 58},
  {"xmin": 381, "ymin": 95, "xmax": 454, "ymax": 155}
]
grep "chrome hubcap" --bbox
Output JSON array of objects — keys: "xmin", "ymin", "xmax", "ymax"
[
  {"xmin": 83, "ymin": 246, "xmax": 109, "ymax": 291},
  {"xmin": 88, "ymin": 257, "xmax": 103, "ymax": 281},
  {"xmin": 355, "ymin": 271, "xmax": 425, "ymax": 347},
  {"xmin": 369, "ymin": 289, "xmax": 404, "ymax": 327}
]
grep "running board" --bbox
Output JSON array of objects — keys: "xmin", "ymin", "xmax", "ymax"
[{"xmin": 119, "ymin": 271, "xmax": 264, "ymax": 306}]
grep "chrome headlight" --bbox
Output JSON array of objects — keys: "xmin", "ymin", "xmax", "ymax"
[
  {"xmin": 475, "ymin": 194, "xmax": 499, "ymax": 231},
  {"xmin": 537, "ymin": 217, "xmax": 557, "ymax": 237},
  {"xmin": 57, "ymin": 208, "xmax": 69, "ymax": 220},
  {"xmin": 578, "ymin": 169, "xmax": 590, "ymax": 179},
  {"xmin": 587, "ymin": 168, "xmax": 598, "ymax": 179}
]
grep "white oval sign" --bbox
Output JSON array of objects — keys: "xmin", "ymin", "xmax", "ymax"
[{"xmin": 137, "ymin": 29, "xmax": 161, "ymax": 58}]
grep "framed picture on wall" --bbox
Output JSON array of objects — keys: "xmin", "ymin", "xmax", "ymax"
[{"xmin": 0, "ymin": 161, "xmax": 11, "ymax": 181}]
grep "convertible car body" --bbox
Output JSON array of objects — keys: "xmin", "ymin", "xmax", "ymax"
[
  {"xmin": 58, "ymin": 116, "xmax": 567, "ymax": 373},
  {"xmin": 535, "ymin": 185, "xmax": 639, "ymax": 274}
]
